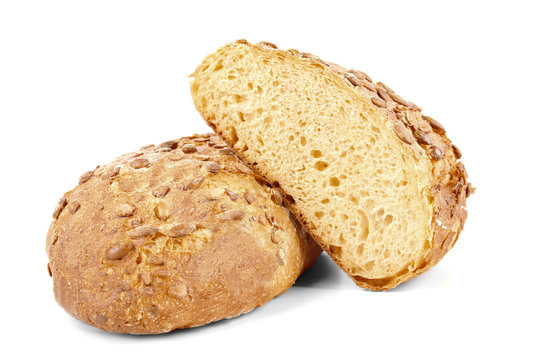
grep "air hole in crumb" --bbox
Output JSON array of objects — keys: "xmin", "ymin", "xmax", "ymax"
[
  {"xmin": 233, "ymin": 94, "xmax": 245, "ymax": 103},
  {"xmin": 350, "ymin": 196, "xmax": 359, "ymax": 205},
  {"xmin": 238, "ymin": 112, "xmax": 245, "ymax": 122},
  {"xmin": 256, "ymin": 136, "xmax": 264, "ymax": 146},
  {"xmin": 315, "ymin": 161, "xmax": 329, "ymax": 171},
  {"xmin": 300, "ymin": 136, "xmax": 307, "ymax": 146},
  {"xmin": 247, "ymin": 82, "xmax": 254, "ymax": 90},
  {"xmin": 228, "ymin": 75, "xmax": 236, "ymax": 80},
  {"xmin": 321, "ymin": 198, "xmax": 330, "ymax": 204},
  {"xmin": 288, "ymin": 135, "xmax": 294, "ymax": 142},
  {"xmin": 329, "ymin": 177, "xmax": 340, "ymax": 186},
  {"xmin": 256, "ymin": 86, "xmax": 263, "ymax": 94},
  {"xmin": 364, "ymin": 260, "xmax": 375, "ymax": 271},
  {"xmin": 357, "ymin": 243, "xmax": 365, "ymax": 256},
  {"xmin": 315, "ymin": 211, "xmax": 324, "ymax": 219},
  {"xmin": 311, "ymin": 150, "xmax": 322, "ymax": 158},
  {"xmin": 384, "ymin": 215, "xmax": 394, "ymax": 226},
  {"xmin": 213, "ymin": 62, "xmax": 223, "ymax": 71},
  {"xmin": 340, "ymin": 174, "xmax": 347, "ymax": 179},
  {"xmin": 272, "ymin": 80, "xmax": 279, "ymax": 87},
  {"xmin": 377, "ymin": 209, "xmax": 385, "ymax": 217}
]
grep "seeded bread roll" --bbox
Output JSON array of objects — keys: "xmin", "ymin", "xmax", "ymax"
[
  {"xmin": 191, "ymin": 40, "xmax": 473, "ymax": 290},
  {"xmin": 46, "ymin": 134, "xmax": 320, "ymax": 334}
]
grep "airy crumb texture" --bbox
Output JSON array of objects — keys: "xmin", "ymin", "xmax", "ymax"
[
  {"xmin": 46, "ymin": 134, "xmax": 321, "ymax": 334},
  {"xmin": 191, "ymin": 40, "xmax": 472, "ymax": 290}
]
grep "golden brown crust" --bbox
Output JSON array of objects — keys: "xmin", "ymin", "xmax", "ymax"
[
  {"xmin": 46, "ymin": 134, "xmax": 320, "ymax": 333},
  {"xmin": 194, "ymin": 40, "xmax": 472, "ymax": 290}
]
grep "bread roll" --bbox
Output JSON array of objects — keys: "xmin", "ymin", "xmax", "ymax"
[
  {"xmin": 191, "ymin": 40, "xmax": 473, "ymax": 290},
  {"xmin": 46, "ymin": 134, "xmax": 320, "ymax": 334}
]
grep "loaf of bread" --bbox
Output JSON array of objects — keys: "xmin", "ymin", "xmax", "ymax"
[
  {"xmin": 46, "ymin": 134, "xmax": 321, "ymax": 333},
  {"xmin": 191, "ymin": 40, "xmax": 473, "ymax": 290}
]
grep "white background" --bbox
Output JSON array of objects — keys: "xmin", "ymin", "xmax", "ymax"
[{"xmin": 1, "ymin": 1, "xmax": 539, "ymax": 359}]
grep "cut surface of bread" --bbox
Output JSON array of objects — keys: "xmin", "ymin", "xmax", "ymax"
[
  {"xmin": 191, "ymin": 40, "xmax": 472, "ymax": 290},
  {"xmin": 46, "ymin": 134, "xmax": 320, "ymax": 333}
]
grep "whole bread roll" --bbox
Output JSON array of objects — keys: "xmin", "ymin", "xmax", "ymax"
[
  {"xmin": 46, "ymin": 134, "xmax": 320, "ymax": 334},
  {"xmin": 191, "ymin": 40, "xmax": 473, "ymax": 290}
]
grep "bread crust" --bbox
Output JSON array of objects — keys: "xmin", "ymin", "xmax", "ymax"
[
  {"xmin": 192, "ymin": 40, "xmax": 472, "ymax": 290},
  {"xmin": 46, "ymin": 134, "xmax": 320, "ymax": 333}
]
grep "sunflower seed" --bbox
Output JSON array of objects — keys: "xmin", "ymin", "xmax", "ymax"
[
  {"xmin": 430, "ymin": 146, "xmax": 444, "ymax": 160},
  {"xmin": 394, "ymin": 121, "xmax": 415, "ymax": 144},
  {"xmin": 244, "ymin": 191, "xmax": 256, "ymax": 204},
  {"xmin": 388, "ymin": 92, "xmax": 409, "ymax": 106},
  {"xmin": 78, "ymin": 170, "xmax": 94, "ymax": 185},
  {"xmin": 168, "ymin": 224, "xmax": 197, "ymax": 238},
  {"xmin": 52, "ymin": 197, "xmax": 68, "ymax": 219},
  {"xmin": 205, "ymin": 161, "xmax": 220, "ymax": 174},
  {"xmin": 152, "ymin": 185, "xmax": 170, "ymax": 198},
  {"xmin": 452, "ymin": 144, "xmax": 463, "ymax": 159},
  {"xmin": 101, "ymin": 166, "xmax": 121, "ymax": 182},
  {"xmin": 129, "ymin": 226, "xmax": 158, "ymax": 238},
  {"xmin": 69, "ymin": 201, "xmax": 80, "ymax": 214},
  {"xmin": 378, "ymin": 82, "xmax": 394, "ymax": 94},
  {"xmin": 344, "ymin": 73, "xmax": 362, "ymax": 87},
  {"xmin": 105, "ymin": 241, "xmax": 135, "ymax": 260},
  {"xmin": 413, "ymin": 131, "xmax": 433, "ymax": 145},
  {"xmin": 359, "ymin": 82, "xmax": 375, "ymax": 94},
  {"xmin": 154, "ymin": 199, "xmax": 170, "ymax": 221},
  {"xmin": 422, "ymin": 115, "xmax": 446, "ymax": 132},
  {"xmin": 141, "ymin": 272, "xmax": 152, "ymax": 286},
  {"xmin": 224, "ymin": 188, "xmax": 239, "ymax": 201},
  {"xmin": 158, "ymin": 140, "xmax": 178, "ymax": 150},
  {"xmin": 116, "ymin": 203, "xmax": 135, "ymax": 217},
  {"xmin": 371, "ymin": 97, "xmax": 387, "ymax": 108},
  {"xmin": 168, "ymin": 282, "xmax": 189, "ymax": 300},
  {"xmin": 129, "ymin": 158, "xmax": 150, "ymax": 169},
  {"xmin": 219, "ymin": 148, "xmax": 235, "ymax": 155},
  {"xmin": 257, "ymin": 41, "xmax": 278, "ymax": 49},
  {"xmin": 181, "ymin": 144, "xmax": 197, "ymax": 154},
  {"xmin": 218, "ymin": 210, "xmax": 245, "ymax": 221},
  {"xmin": 376, "ymin": 87, "xmax": 392, "ymax": 103}
]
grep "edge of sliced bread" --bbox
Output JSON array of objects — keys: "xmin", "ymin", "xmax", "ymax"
[{"xmin": 191, "ymin": 40, "xmax": 472, "ymax": 290}]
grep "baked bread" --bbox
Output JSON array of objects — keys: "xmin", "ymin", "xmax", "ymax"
[
  {"xmin": 191, "ymin": 40, "xmax": 473, "ymax": 290},
  {"xmin": 46, "ymin": 134, "xmax": 320, "ymax": 334}
]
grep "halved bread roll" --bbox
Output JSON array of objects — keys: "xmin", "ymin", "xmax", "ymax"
[
  {"xmin": 46, "ymin": 134, "xmax": 320, "ymax": 333},
  {"xmin": 191, "ymin": 40, "xmax": 473, "ymax": 290}
]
